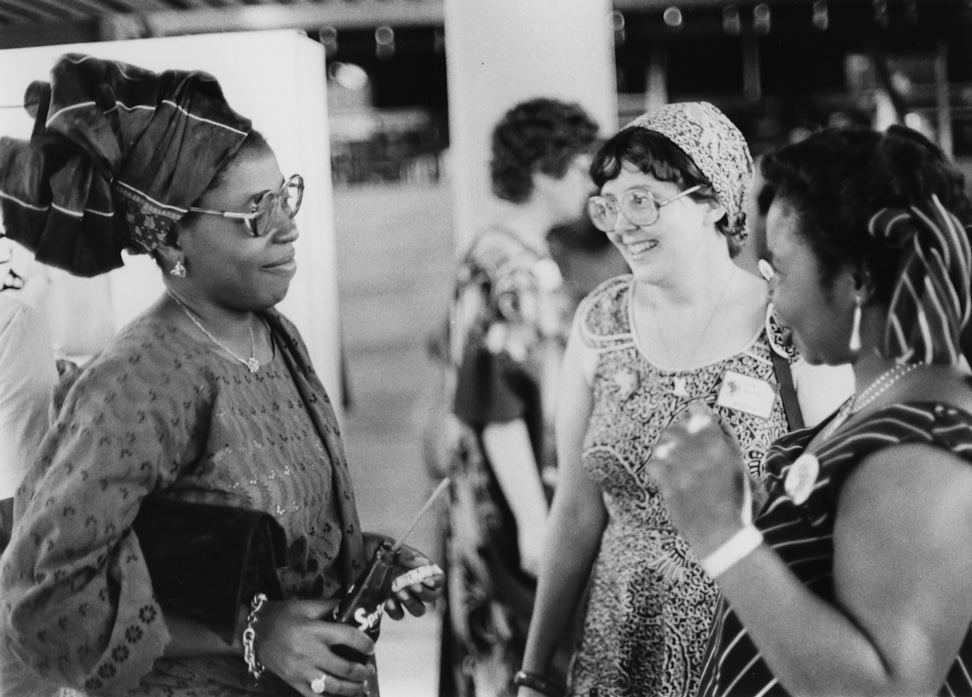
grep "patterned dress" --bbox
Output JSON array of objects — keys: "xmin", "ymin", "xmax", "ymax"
[
  {"xmin": 443, "ymin": 226, "xmax": 574, "ymax": 696},
  {"xmin": 0, "ymin": 310, "xmax": 367, "ymax": 696},
  {"xmin": 697, "ymin": 402, "xmax": 972, "ymax": 697},
  {"xmin": 569, "ymin": 276, "xmax": 793, "ymax": 697}
]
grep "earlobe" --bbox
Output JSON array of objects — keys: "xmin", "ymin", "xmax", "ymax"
[
  {"xmin": 851, "ymin": 267, "xmax": 876, "ymax": 302},
  {"xmin": 705, "ymin": 202, "xmax": 727, "ymax": 225}
]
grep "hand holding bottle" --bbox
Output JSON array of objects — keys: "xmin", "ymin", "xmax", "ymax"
[{"xmin": 247, "ymin": 597, "xmax": 375, "ymax": 696}]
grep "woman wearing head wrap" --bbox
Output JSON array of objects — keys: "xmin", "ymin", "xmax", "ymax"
[
  {"xmin": 649, "ymin": 126, "xmax": 972, "ymax": 697},
  {"xmin": 516, "ymin": 102, "xmax": 800, "ymax": 697},
  {"xmin": 0, "ymin": 54, "xmax": 441, "ymax": 697}
]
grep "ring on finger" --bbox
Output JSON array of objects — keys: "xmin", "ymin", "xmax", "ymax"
[{"xmin": 311, "ymin": 674, "xmax": 327, "ymax": 695}]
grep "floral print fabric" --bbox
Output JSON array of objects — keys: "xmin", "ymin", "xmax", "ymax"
[
  {"xmin": 444, "ymin": 226, "xmax": 574, "ymax": 695},
  {"xmin": 568, "ymin": 276, "xmax": 791, "ymax": 697}
]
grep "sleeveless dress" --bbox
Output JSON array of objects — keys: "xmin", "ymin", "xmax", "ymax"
[
  {"xmin": 568, "ymin": 276, "xmax": 794, "ymax": 697},
  {"xmin": 697, "ymin": 401, "xmax": 972, "ymax": 697}
]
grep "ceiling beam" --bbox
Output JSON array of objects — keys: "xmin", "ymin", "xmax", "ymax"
[
  {"xmin": 0, "ymin": 18, "xmax": 98, "ymax": 49},
  {"xmin": 140, "ymin": 1, "xmax": 444, "ymax": 37}
]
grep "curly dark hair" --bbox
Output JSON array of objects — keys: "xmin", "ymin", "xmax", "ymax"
[
  {"xmin": 589, "ymin": 127, "xmax": 737, "ymax": 256},
  {"xmin": 761, "ymin": 125, "xmax": 972, "ymax": 306},
  {"xmin": 490, "ymin": 98, "xmax": 599, "ymax": 204}
]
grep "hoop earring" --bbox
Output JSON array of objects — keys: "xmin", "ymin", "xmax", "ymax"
[
  {"xmin": 169, "ymin": 260, "xmax": 187, "ymax": 278},
  {"xmin": 849, "ymin": 296, "xmax": 862, "ymax": 353}
]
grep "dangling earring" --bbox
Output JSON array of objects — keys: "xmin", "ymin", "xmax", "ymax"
[
  {"xmin": 169, "ymin": 260, "xmax": 187, "ymax": 278},
  {"xmin": 849, "ymin": 296, "xmax": 862, "ymax": 353}
]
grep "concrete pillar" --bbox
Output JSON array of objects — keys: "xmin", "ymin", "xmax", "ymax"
[{"xmin": 444, "ymin": 0, "xmax": 618, "ymax": 249}]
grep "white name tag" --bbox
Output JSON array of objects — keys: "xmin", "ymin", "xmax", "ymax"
[{"xmin": 716, "ymin": 370, "xmax": 778, "ymax": 419}]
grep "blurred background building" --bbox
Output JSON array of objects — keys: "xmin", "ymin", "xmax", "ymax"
[{"xmin": 0, "ymin": 2, "xmax": 970, "ymax": 695}]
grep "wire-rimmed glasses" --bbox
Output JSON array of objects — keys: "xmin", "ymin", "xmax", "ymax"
[
  {"xmin": 587, "ymin": 184, "xmax": 702, "ymax": 232},
  {"xmin": 189, "ymin": 173, "xmax": 304, "ymax": 237}
]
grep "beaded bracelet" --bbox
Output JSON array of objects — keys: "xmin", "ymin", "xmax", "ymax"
[
  {"xmin": 700, "ymin": 524, "xmax": 763, "ymax": 579},
  {"xmin": 511, "ymin": 670, "xmax": 566, "ymax": 696},
  {"xmin": 242, "ymin": 592, "xmax": 268, "ymax": 680}
]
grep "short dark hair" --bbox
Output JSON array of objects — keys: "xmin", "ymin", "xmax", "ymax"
[
  {"xmin": 589, "ymin": 127, "xmax": 737, "ymax": 255},
  {"xmin": 761, "ymin": 125, "xmax": 972, "ymax": 305},
  {"xmin": 490, "ymin": 98, "xmax": 599, "ymax": 204}
]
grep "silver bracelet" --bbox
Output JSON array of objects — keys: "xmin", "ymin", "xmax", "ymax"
[{"xmin": 242, "ymin": 592, "xmax": 268, "ymax": 680}]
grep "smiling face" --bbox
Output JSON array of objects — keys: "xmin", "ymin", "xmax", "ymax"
[
  {"xmin": 596, "ymin": 163, "xmax": 718, "ymax": 282},
  {"xmin": 764, "ymin": 198, "xmax": 857, "ymax": 365},
  {"xmin": 175, "ymin": 143, "xmax": 299, "ymax": 314}
]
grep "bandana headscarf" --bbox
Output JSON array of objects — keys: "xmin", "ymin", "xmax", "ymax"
[
  {"xmin": 0, "ymin": 53, "xmax": 251, "ymax": 277},
  {"xmin": 868, "ymin": 194, "xmax": 972, "ymax": 365},
  {"xmin": 624, "ymin": 101, "xmax": 753, "ymax": 240}
]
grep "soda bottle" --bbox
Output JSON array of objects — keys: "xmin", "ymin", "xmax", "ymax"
[{"xmin": 331, "ymin": 540, "xmax": 399, "ymax": 664}]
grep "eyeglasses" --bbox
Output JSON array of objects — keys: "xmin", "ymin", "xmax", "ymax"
[
  {"xmin": 587, "ymin": 184, "xmax": 702, "ymax": 232},
  {"xmin": 188, "ymin": 174, "xmax": 304, "ymax": 237}
]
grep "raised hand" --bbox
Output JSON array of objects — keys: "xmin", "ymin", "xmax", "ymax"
[{"xmin": 647, "ymin": 400, "xmax": 754, "ymax": 557}]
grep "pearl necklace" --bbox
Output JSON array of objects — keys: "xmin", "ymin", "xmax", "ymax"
[
  {"xmin": 821, "ymin": 362, "xmax": 920, "ymax": 440},
  {"xmin": 166, "ymin": 289, "xmax": 261, "ymax": 373}
]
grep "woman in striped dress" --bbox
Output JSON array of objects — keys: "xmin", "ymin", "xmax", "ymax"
[{"xmin": 650, "ymin": 125, "xmax": 972, "ymax": 697}]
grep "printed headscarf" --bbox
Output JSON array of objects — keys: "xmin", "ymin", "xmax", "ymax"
[
  {"xmin": 868, "ymin": 194, "xmax": 972, "ymax": 365},
  {"xmin": 0, "ymin": 53, "xmax": 251, "ymax": 277},
  {"xmin": 624, "ymin": 101, "xmax": 753, "ymax": 240}
]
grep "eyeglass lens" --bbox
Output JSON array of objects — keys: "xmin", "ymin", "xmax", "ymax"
[
  {"xmin": 588, "ymin": 190, "xmax": 660, "ymax": 232},
  {"xmin": 254, "ymin": 176, "xmax": 303, "ymax": 236}
]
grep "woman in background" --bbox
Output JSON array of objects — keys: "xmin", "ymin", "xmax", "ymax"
[
  {"xmin": 518, "ymin": 102, "xmax": 800, "ymax": 697},
  {"xmin": 650, "ymin": 126, "xmax": 972, "ymax": 697},
  {"xmin": 0, "ymin": 54, "xmax": 439, "ymax": 697},
  {"xmin": 441, "ymin": 97, "xmax": 599, "ymax": 696}
]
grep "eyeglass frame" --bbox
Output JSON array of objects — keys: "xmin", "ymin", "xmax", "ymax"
[
  {"xmin": 188, "ymin": 173, "xmax": 304, "ymax": 237},
  {"xmin": 587, "ymin": 184, "xmax": 703, "ymax": 232}
]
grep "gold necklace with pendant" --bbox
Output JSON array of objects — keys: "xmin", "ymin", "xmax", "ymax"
[{"xmin": 166, "ymin": 289, "xmax": 261, "ymax": 373}]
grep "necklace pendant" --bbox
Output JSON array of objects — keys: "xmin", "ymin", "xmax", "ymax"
[
  {"xmin": 672, "ymin": 376, "xmax": 690, "ymax": 398},
  {"xmin": 245, "ymin": 357, "xmax": 260, "ymax": 373}
]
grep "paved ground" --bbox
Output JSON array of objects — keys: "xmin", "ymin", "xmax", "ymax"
[{"xmin": 333, "ymin": 181, "xmax": 455, "ymax": 697}]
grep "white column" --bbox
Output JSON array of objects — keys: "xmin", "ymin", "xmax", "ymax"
[{"xmin": 444, "ymin": 0, "xmax": 618, "ymax": 249}]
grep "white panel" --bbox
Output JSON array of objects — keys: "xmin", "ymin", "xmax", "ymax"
[
  {"xmin": 444, "ymin": 0, "xmax": 618, "ymax": 249},
  {"xmin": 0, "ymin": 30, "xmax": 343, "ymax": 404}
]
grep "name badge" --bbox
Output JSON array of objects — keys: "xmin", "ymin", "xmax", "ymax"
[{"xmin": 716, "ymin": 370, "xmax": 778, "ymax": 419}]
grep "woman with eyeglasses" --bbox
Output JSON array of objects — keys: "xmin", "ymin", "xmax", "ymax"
[
  {"xmin": 516, "ymin": 102, "xmax": 803, "ymax": 697},
  {"xmin": 0, "ymin": 54, "xmax": 440, "ymax": 697}
]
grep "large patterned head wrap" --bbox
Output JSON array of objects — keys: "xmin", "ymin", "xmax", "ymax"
[
  {"xmin": 868, "ymin": 194, "xmax": 972, "ymax": 365},
  {"xmin": 0, "ymin": 53, "xmax": 251, "ymax": 277},
  {"xmin": 624, "ymin": 101, "xmax": 753, "ymax": 240}
]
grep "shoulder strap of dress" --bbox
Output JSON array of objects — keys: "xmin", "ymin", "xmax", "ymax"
[
  {"xmin": 764, "ymin": 304, "xmax": 804, "ymax": 430},
  {"xmin": 771, "ymin": 351, "xmax": 804, "ymax": 431}
]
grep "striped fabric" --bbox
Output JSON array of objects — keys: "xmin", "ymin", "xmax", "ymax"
[
  {"xmin": 0, "ymin": 53, "xmax": 250, "ymax": 277},
  {"xmin": 698, "ymin": 402, "xmax": 972, "ymax": 697},
  {"xmin": 868, "ymin": 196, "xmax": 972, "ymax": 365}
]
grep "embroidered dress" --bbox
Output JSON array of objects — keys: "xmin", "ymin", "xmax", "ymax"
[
  {"xmin": 0, "ymin": 310, "xmax": 366, "ymax": 696},
  {"xmin": 697, "ymin": 402, "xmax": 972, "ymax": 697},
  {"xmin": 569, "ymin": 276, "xmax": 792, "ymax": 697},
  {"xmin": 443, "ymin": 226, "xmax": 574, "ymax": 696}
]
